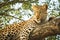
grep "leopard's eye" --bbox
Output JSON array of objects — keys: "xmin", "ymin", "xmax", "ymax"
[
  {"xmin": 39, "ymin": 11, "xmax": 41, "ymax": 13},
  {"xmin": 37, "ymin": 17, "xmax": 39, "ymax": 19}
]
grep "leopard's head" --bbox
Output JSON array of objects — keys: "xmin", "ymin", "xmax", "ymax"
[{"xmin": 32, "ymin": 4, "xmax": 48, "ymax": 23}]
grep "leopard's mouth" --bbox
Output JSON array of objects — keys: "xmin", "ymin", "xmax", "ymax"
[{"xmin": 36, "ymin": 21, "xmax": 41, "ymax": 23}]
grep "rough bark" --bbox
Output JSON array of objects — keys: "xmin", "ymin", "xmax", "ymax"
[{"xmin": 29, "ymin": 18, "xmax": 60, "ymax": 40}]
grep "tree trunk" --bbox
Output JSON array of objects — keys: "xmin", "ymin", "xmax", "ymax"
[{"xmin": 29, "ymin": 18, "xmax": 60, "ymax": 40}]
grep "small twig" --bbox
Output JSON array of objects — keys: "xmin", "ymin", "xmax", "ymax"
[{"xmin": 0, "ymin": 13, "xmax": 24, "ymax": 21}]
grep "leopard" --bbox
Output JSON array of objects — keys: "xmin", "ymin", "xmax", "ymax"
[
  {"xmin": 0, "ymin": 4, "xmax": 48, "ymax": 40},
  {"xmin": 32, "ymin": 4, "xmax": 48, "ymax": 23}
]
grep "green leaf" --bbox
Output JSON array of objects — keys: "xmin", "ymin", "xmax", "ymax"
[{"xmin": 22, "ymin": 1, "xmax": 31, "ymax": 10}]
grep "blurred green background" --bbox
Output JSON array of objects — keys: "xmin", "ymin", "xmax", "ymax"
[{"xmin": 0, "ymin": 0, "xmax": 60, "ymax": 40}]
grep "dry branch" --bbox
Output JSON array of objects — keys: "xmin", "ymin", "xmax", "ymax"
[{"xmin": 29, "ymin": 18, "xmax": 60, "ymax": 40}]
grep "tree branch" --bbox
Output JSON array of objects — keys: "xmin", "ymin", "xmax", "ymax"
[
  {"xmin": 0, "ymin": 13, "xmax": 24, "ymax": 21},
  {"xmin": 29, "ymin": 18, "xmax": 60, "ymax": 40},
  {"xmin": 0, "ymin": 0, "xmax": 36, "ymax": 8}
]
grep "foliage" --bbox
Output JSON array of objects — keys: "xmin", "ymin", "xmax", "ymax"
[
  {"xmin": 0, "ymin": 0, "xmax": 60, "ymax": 40},
  {"xmin": 22, "ymin": 1, "xmax": 31, "ymax": 10}
]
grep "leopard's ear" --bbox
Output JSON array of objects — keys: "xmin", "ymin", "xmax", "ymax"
[
  {"xmin": 43, "ymin": 4, "xmax": 48, "ymax": 10},
  {"xmin": 32, "ymin": 5, "xmax": 39, "ymax": 11},
  {"xmin": 32, "ymin": 5, "xmax": 36, "ymax": 11}
]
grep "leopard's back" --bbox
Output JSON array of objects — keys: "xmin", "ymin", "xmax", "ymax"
[{"xmin": 0, "ymin": 21, "xmax": 27, "ymax": 40}]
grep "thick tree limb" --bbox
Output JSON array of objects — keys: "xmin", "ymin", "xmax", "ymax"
[{"xmin": 29, "ymin": 18, "xmax": 60, "ymax": 40}]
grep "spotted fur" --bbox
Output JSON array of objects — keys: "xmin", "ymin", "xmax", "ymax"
[{"xmin": 0, "ymin": 4, "xmax": 48, "ymax": 40}]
